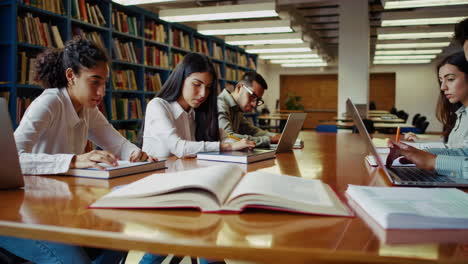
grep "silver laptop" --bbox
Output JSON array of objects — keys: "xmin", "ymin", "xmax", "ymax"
[
  {"xmin": 347, "ymin": 98, "xmax": 468, "ymax": 187},
  {"xmin": 269, "ymin": 113, "xmax": 307, "ymax": 153},
  {"xmin": 0, "ymin": 98, "xmax": 24, "ymax": 189}
]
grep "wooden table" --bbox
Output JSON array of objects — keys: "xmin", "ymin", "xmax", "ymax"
[{"xmin": 1, "ymin": 131, "xmax": 467, "ymax": 264}]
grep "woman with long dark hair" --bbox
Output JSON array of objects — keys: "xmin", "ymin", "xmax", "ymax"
[
  {"xmin": 405, "ymin": 51, "xmax": 468, "ymax": 147},
  {"xmin": 142, "ymin": 52, "xmax": 254, "ymax": 158}
]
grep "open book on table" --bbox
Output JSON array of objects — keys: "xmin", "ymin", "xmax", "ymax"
[
  {"xmin": 346, "ymin": 185, "xmax": 468, "ymax": 229},
  {"xmin": 90, "ymin": 164, "xmax": 351, "ymax": 216},
  {"xmin": 62, "ymin": 160, "xmax": 166, "ymax": 179},
  {"xmin": 365, "ymin": 155, "xmax": 415, "ymax": 167}
]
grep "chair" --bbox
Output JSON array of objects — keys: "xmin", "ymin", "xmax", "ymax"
[
  {"xmin": 369, "ymin": 101, "xmax": 376, "ymax": 110},
  {"xmin": 411, "ymin": 113, "xmax": 421, "ymax": 125},
  {"xmin": 352, "ymin": 119, "xmax": 375, "ymax": 134},
  {"xmin": 416, "ymin": 121, "xmax": 430, "ymax": 134},
  {"xmin": 316, "ymin": 124, "xmax": 338, "ymax": 133},
  {"xmin": 390, "ymin": 107, "xmax": 397, "ymax": 115},
  {"xmin": 415, "ymin": 116, "xmax": 426, "ymax": 129},
  {"xmin": 396, "ymin": 110, "xmax": 409, "ymax": 122}
]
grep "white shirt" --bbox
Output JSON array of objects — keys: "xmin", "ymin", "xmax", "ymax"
[
  {"xmin": 447, "ymin": 106, "xmax": 468, "ymax": 148},
  {"xmin": 15, "ymin": 88, "xmax": 139, "ymax": 175},
  {"xmin": 142, "ymin": 97, "xmax": 221, "ymax": 158}
]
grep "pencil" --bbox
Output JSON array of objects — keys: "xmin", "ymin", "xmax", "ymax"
[
  {"xmin": 395, "ymin": 126, "xmax": 400, "ymax": 143},
  {"xmin": 227, "ymin": 134, "xmax": 241, "ymax": 141}
]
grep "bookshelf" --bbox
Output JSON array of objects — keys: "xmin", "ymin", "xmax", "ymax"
[{"xmin": 0, "ymin": 0, "xmax": 257, "ymax": 142}]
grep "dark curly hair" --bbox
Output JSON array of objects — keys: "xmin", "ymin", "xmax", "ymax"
[
  {"xmin": 435, "ymin": 51, "xmax": 468, "ymax": 142},
  {"xmin": 454, "ymin": 18, "xmax": 468, "ymax": 46},
  {"xmin": 34, "ymin": 37, "xmax": 109, "ymax": 88}
]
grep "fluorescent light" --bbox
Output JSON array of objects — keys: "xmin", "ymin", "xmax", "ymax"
[
  {"xmin": 378, "ymin": 32, "xmax": 453, "ymax": 40},
  {"xmin": 281, "ymin": 62, "xmax": 327, "ymax": 67},
  {"xmin": 159, "ymin": 2, "xmax": 278, "ymax": 22},
  {"xmin": 382, "ymin": 16, "xmax": 467, "ymax": 27},
  {"xmin": 225, "ymin": 33, "xmax": 303, "ymax": 46},
  {"xmin": 374, "ymin": 55, "xmax": 437, "ymax": 60},
  {"xmin": 246, "ymin": 44, "xmax": 312, "ymax": 54},
  {"xmin": 382, "ymin": 0, "xmax": 468, "ymax": 9},
  {"xmin": 259, "ymin": 53, "xmax": 320, "ymax": 59},
  {"xmin": 376, "ymin": 42, "xmax": 450, "ymax": 49},
  {"xmin": 375, "ymin": 49, "xmax": 442, "ymax": 55},
  {"xmin": 373, "ymin": 59, "xmax": 432, "ymax": 64},
  {"xmin": 198, "ymin": 20, "xmax": 292, "ymax": 35},
  {"xmin": 270, "ymin": 59, "xmax": 324, "ymax": 64},
  {"xmin": 113, "ymin": 0, "xmax": 175, "ymax": 4}
]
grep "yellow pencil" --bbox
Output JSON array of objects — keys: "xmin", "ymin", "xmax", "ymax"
[
  {"xmin": 227, "ymin": 134, "xmax": 241, "ymax": 141},
  {"xmin": 395, "ymin": 126, "xmax": 401, "ymax": 143}
]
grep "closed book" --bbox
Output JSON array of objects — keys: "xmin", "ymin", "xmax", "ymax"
[
  {"xmin": 197, "ymin": 149, "xmax": 275, "ymax": 164},
  {"xmin": 90, "ymin": 164, "xmax": 351, "ymax": 216},
  {"xmin": 62, "ymin": 160, "xmax": 166, "ymax": 179},
  {"xmin": 346, "ymin": 185, "xmax": 468, "ymax": 229}
]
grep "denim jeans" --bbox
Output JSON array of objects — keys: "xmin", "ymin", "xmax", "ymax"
[
  {"xmin": 0, "ymin": 235, "xmax": 125, "ymax": 264},
  {"xmin": 139, "ymin": 254, "xmax": 223, "ymax": 264}
]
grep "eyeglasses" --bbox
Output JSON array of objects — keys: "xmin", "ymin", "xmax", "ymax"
[{"xmin": 242, "ymin": 85, "xmax": 264, "ymax": 106}]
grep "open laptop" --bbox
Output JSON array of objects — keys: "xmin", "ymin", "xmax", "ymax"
[
  {"xmin": 269, "ymin": 112, "xmax": 307, "ymax": 153},
  {"xmin": 0, "ymin": 98, "xmax": 24, "ymax": 189},
  {"xmin": 347, "ymin": 98, "xmax": 468, "ymax": 187}
]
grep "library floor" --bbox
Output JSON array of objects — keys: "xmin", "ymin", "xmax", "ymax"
[{"xmin": 125, "ymin": 251, "xmax": 257, "ymax": 264}]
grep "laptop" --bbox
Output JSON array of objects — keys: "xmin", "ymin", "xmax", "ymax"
[
  {"xmin": 0, "ymin": 98, "xmax": 24, "ymax": 189},
  {"xmin": 269, "ymin": 112, "xmax": 307, "ymax": 153},
  {"xmin": 347, "ymin": 98, "xmax": 468, "ymax": 187}
]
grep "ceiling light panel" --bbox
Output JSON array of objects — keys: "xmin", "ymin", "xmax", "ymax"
[
  {"xmin": 373, "ymin": 59, "xmax": 432, "ymax": 64},
  {"xmin": 246, "ymin": 43, "xmax": 312, "ymax": 54},
  {"xmin": 198, "ymin": 20, "xmax": 292, "ymax": 36},
  {"xmin": 159, "ymin": 2, "xmax": 278, "ymax": 22},
  {"xmin": 225, "ymin": 33, "xmax": 303, "ymax": 46},
  {"xmin": 281, "ymin": 62, "xmax": 328, "ymax": 67},
  {"xmin": 113, "ymin": 0, "xmax": 175, "ymax": 4},
  {"xmin": 375, "ymin": 49, "xmax": 442, "ymax": 55},
  {"xmin": 259, "ymin": 53, "xmax": 320, "ymax": 59},
  {"xmin": 374, "ymin": 55, "xmax": 437, "ymax": 60},
  {"xmin": 270, "ymin": 59, "xmax": 324, "ymax": 64},
  {"xmin": 382, "ymin": 0, "xmax": 468, "ymax": 9},
  {"xmin": 376, "ymin": 42, "xmax": 451, "ymax": 49}
]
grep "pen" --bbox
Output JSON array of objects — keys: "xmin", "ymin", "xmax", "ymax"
[
  {"xmin": 395, "ymin": 126, "xmax": 400, "ymax": 143},
  {"xmin": 227, "ymin": 134, "xmax": 241, "ymax": 141}
]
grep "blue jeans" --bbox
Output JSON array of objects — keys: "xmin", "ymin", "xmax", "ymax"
[
  {"xmin": 139, "ymin": 254, "xmax": 223, "ymax": 264},
  {"xmin": 0, "ymin": 235, "xmax": 125, "ymax": 264}
]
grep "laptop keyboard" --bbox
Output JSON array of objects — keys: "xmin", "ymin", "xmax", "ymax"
[{"xmin": 388, "ymin": 167, "xmax": 455, "ymax": 183}]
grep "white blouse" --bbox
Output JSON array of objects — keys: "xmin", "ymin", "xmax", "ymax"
[
  {"xmin": 142, "ymin": 97, "xmax": 221, "ymax": 158},
  {"xmin": 447, "ymin": 106, "xmax": 468, "ymax": 148},
  {"xmin": 15, "ymin": 88, "xmax": 139, "ymax": 175}
]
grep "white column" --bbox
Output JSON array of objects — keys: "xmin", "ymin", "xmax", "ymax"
[{"xmin": 338, "ymin": 0, "xmax": 370, "ymax": 115}]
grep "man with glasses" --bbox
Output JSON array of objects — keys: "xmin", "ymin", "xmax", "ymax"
[{"xmin": 218, "ymin": 72, "xmax": 281, "ymax": 148}]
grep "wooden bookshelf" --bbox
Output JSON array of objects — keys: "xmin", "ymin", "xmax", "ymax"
[{"xmin": 0, "ymin": 0, "xmax": 257, "ymax": 143}]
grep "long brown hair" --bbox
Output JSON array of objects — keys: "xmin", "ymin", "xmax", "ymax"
[{"xmin": 435, "ymin": 52, "xmax": 468, "ymax": 142}]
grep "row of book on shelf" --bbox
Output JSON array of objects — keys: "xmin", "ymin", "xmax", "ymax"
[
  {"xmin": 112, "ymin": 9, "xmax": 138, "ymax": 35},
  {"xmin": 112, "ymin": 71, "xmax": 162, "ymax": 92},
  {"xmin": 20, "ymin": 0, "xmax": 65, "ymax": 14},
  {"xmin": 110, "ymin": 97, "xmax": 143, "ymax": 121},
  {"xmin": 17, "ymin": 52, "xmax": 38, "ymax": 85},
  {"xmin": 72, "ymin": 0, "xmax": 106, "ymax": 27},
  {"xmin": 172, "ymin": 28, "xmax": 190, "ymax": 50},
  {"xmin": 17, "ymin": 13, "xmax": 64, "ymax": 48},
  {"xmin": 144, "ymin": 21, "xmax": 167, "ymax": 43}
]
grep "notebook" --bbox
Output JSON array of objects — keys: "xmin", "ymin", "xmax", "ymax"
[
  {"xmin": 196, "ymin": 149, "xmax": 275, "ymax": 164},
  {"xmin": 347, "ymin": 98, "xmax": 468, "ymax": 187},
  {"xmin": 0, "ymin": 98, "xmax": 24, "ymax": 189},
  {"xmin": 268, "ymin": 112, "xmax": 307, "ymax": 153}
]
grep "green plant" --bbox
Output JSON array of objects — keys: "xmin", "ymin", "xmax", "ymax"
[{"xmin": 284, "ymin": 93, "xmax": 304, "ymax": 110}]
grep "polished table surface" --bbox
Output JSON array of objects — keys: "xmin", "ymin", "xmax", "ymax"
[{"xmin": 1, "ymin": 131, "xmax": 468, "ymax": 264}]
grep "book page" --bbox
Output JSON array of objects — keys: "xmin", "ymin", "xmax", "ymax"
[
  {"xmin": 226, "ymin": 171, "xmax": 333, "ymax": 207},
  {"xmin": 366, "ymin": 155, "xmax": 415, "ymax": 167},
  {"xmin": 346, "ymin": 185, "xmax": 468, "ymax": 228},
  {"xmin": 404, "ymin": 141, "xmax": 446, "ymax": 150},
  {"xmin": 86, "ymin": 160, "xmax": 153, "ymax": 171},
  {"xmin": 103, "ymin": 164, "xmax": 243, "ymax": 205}
]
